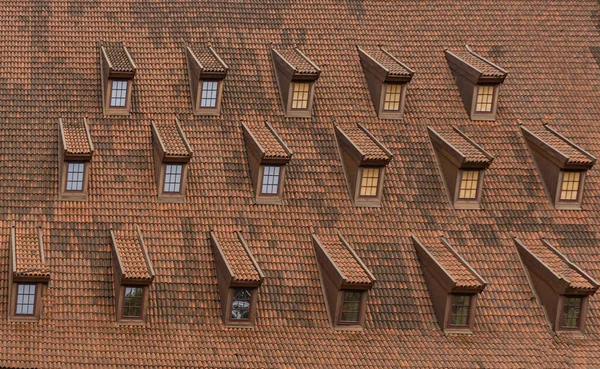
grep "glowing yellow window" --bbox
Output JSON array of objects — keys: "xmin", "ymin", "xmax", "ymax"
[
  {"xmin": 359, "ymin": 167, "xmax": 380, "ymax": 197},
  {"xmin": 291, "ymin": 82, "xmax": 310, "ymax": 109},
  {"xmin": 458, "ymin": 170, "xmax": 479, "ymax": 199},
  {"xmin": 383, "ymin": 84, "xmax": 402, "ymax": 111},
  {"xmin": 559, "ymin": 171, "xmax": 581, "ymax": 201},
  {"xmin": 475, "ymin": 85, "xmax": 494, "ymax": 112}
]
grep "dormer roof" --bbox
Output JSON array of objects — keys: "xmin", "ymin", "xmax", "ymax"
[
  {"xmin": 357, "ymin": 46, "xmax": 414, "ymax": 83},
  {"xmin": 10, "ymin": 226, "xmax": 50, "ymax": 281},
  {"xmin": 271, "ymin": 47, "xmax": 321, "ymax": 80},
  {"xmin": 445, "ymin": 45, "xmax": 507, "ymax": 84},
  {"xmin": 210, "ymin": 231, "xmax": 264, "ymax": 285},
  {"xmin": 515, "ymin": 238, "xmax": 599, "ymax": 294},
  {"xmin": 428, "ymin": 126, "xmax": 494, "ymax": 168},
  {"xmin": 110, "ymin": 226, "xmax": 155, "ymax": 283},
  {"xmin": 186, "ymin": 46, "xmax": 228, "ymax": 77},
  {"xmin": 335, "ymin": 124, "xmax": 393, "ymax": 165},
  {"xmin": 312, "ymin": 232, "xmax": 376, "ymax": 287},
  {"xmin": 59, "ymin": 118, "xmax": 94, "ymax": 159},
  {"xmin": 413, "ymin": 235, "xmax": 487, "ymax": 292},
  {"xmin": 241, "ymin": 121, "xmax": 292, "ymax": 162},
  {"xmin": 151, "ymin": 119, "xmax": 193, "ymax": 162},
  {"xmin": 100, "ymin": 42, "xmax": 136, "ymax": 78},
  {"xmin": 521, "ymin": 124, "xmax": 596, "ymax": 169}
]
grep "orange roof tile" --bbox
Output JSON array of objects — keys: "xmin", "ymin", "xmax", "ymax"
[
  {"xmin": 435, "ymin": 127, "xmax": 492, "ymax": 165},
  {"xmin": 13, "ymin": 229, "xmax": 50, "ymax": 278},
  {"xmin": 153, "ymin": 120, "xmax": 191, "ymax": 157},
  {"xmin": 338, "ymin": 125, "xmax": 392, "ymax": 162},
  {"xmin": 190, "ymin": 46, "xmax": 228, "ymax": 73},
  {"xmin": 524, "ymin": 124, "xmax": 595, "ymax": 165},
  {"xmin": 275, "ymin": 48, "xmax": 320, "ymax": 75},
  {"xmin": 315, "ymin": 234, "xmax": 373, "ymax": 285},
  {"xmin": 112, "ymin": 230, "xmax": 153, "ymax": 281},
  {"xmin": 61, "ymin": 119, "xmax": 92, "ymax": 155},
  {"xmin": 447, "ymin": 48, "xmax": 506, "ymax": 78},
  {"xmin": 243, "ymin": 123, "xmax": 290, "ymax": 159},
  {"xmin": 102, "ymin": 42, "xmax": 135, "ymax": 73},
  {"xmin": 219, "ymin": 239, "xmax": 261, "ymax": 282},
  {"xmin": 365, "ymin": 48, "xmax": 413, "ymax": 77}
]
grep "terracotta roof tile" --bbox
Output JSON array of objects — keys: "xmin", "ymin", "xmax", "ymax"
[
  {"xmin": 436, "ymin": 127, "xmax": 491, "ymax": 164},
  {"xmin": 447, "ymin": 48, "xmax": 506, "ymax": 77},
  {"xmin": 13, "ymin": 229, "xmax": 50, "ymax": 278},
  {"xmin": 153, "ymin": 120, "xmax": 191, "ymax": 157},
  {"xmin": 316, "ymin": 234, "xmax": 372, "ymax": 285},
  {"xmin": 338, "ymin": 125, "xmax": 392, "ymax": 161},
  {"xmin": 102, "ymin": 42, "xmax": 135, "ymax": 73},
  {"xmin": 244, "ymin": 123, "xmax": 290, "ymax": 159},
  {"xmin": 276, "ymin": 48, "xmax": 320, "ymax": 74},
  {"xmin": 190, "ymin": 46, "xmax": 227, "ymax": 73},
  {"xmin": 365, "ymin": 48, "xmax": 413, "ymax": 77},
  {"xmin": 112, "ymin": 231, "xmax": 152, "ymax": 281},
  {"xmin": 61, "ymin": 119, "xmax": 92, "ymax": 155},
  {"xmin": 218, "ymin": 239, "xmax": 261, "ymax": 282},
  {"xmin": 524, "ymin": 124, "xmax": 595, "ymax": 165}
]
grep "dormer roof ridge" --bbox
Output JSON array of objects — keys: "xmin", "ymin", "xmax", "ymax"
[
  {"xmin": 242, "ymin": 121, "xmax": 291, "ymax": 160},
  {"xmin": 59, "ymin": 118, "xmax": 94, "ymax": 157},
  {"xmin": 11, "ymin": 226, "xmax": 51, "ymax": 280},
  {"xmin": 273, "ymin": 47, "xmax": 320, "ymax": 75},
  {"xmin": 428, "ymin": 126, "xmax": 492, "ymax": 167},
  {"xmin": 521, "ymin": 124, "xmax": 595, "ymax": 167},
  {"xmin": 110, "ymin": 227, "xmax": 154, "ymax": 282},
  {"xmin": 101, "ymin": 42, "xmax": 136, "ymax": 74},
  {"xmin": 312, "ymin": 232, "xmax": 374, "ymax": 285},
  {"xmin": 336, "ymin": 124, "xmax": 392, "ymax": 163},
  {"xmin": 210, "ymin": 231, "xmax": 263, "ymax": 283},
  {"xmin": 188, "ymin": 45, "xmax": 228, "ymax": 74},
  {"xmin": 151, "ymin": 119, "xmax": 193, "ymax": 158},
  {"xmin": 446, "ymin": 46, "xmax": 507, "ymax": 79}
]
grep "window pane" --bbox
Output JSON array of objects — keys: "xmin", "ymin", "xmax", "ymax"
[
  {"xmin": 123, "ymin": 286, "xmax": 144, "ymax": 318},
  {"xmin": 340, "ymin": 290, "xmax": 361, "ymax": 323},
  {"xmin": 110, "ymin": 80, "xmax": 128, "ymax": 107},
  {"xmin": 458, "ymin": 170, "xmax": 480, "ymax": 199},
  {"xmin": 291, "ymin": 82, "xmax": 310, "ymax": 109},
  {"xmin": 449, "ymin": 294, "xmax": 471, "ymax": 326},
  {"xmin": 359, "ymin": 167, "xmax": 380, "ymax": 197},
  {"xmin": 200, "ymin": 81, "xmax": 219, "ymax": 108},
  {"xmin": 383, "ymin": 84, "xmax": 402, "ymax": 111},
  {"xmin": 66, "ymin": 162, "xmax": 85, "ymax": 191},
  {"xmin": 559, "ymin": 171, "xmax": 581, "ymax": 201},
  {"xmin": 475, "ymin": 85, "xmax": 494, "ymax": 112},
  {"xmin": 231, "ymin": 288, "xmax": 252, "ymax": 320},
  {"xmin": 261, "ymin": 165, "xmax": 281, "ymax": 194},
  {"xmin": 561, "ymin": 296, "xmax": 582, "ymax": 328},
  {"xmin": 15, "ymin": 283, "xmax": 36, "ymax": 315},
  {"xmin": 163, "ymin": 164, "xmax": 183, "ymax": 193}
]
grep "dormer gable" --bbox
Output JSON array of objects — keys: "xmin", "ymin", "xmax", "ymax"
[
  {"xmin": 521, "ymin": 124, "xmax": 596, "ymax": 210},
  {"xmin": 58, "ymin": 118, "xmax": 94, "ymax": 201},
  {"xmin": 271, "ymin": 47, "xmax": 321, "ymax": 118},
  {"xmin": 428, "ymin": 126, "xmax": 494, "ymax": 209},
  {"xmin": 242, "ymin": 121, "xmax": 293, "ymax": 205},
  {"xmin": 412, "ymin": 235, "xmax": 487, "ymax": 333},
  {"xmin": 335, "ymin": 124, "xmax": 393, "ymax": 207},
  {"xmin": 357, "ymin": 46, "xmax": 414, "ymax": 119},
  {"xmin": 209, "ymin": 231, "xmax": 264, "ymax": 326},
  {"xmin": 100, "ymin": 42, "xmax": 136, "ymax": 116},
  {"xmin": 312, "ymin": 231, "xmax": 375, "ymax": 329},
  {"xmin": 445, "ymin": 46, "xmax": 508, "ymax": 121},
  {"xmin": 185, "ymin": 45, "xmax": 229, "ymax": 116},
  {"xmin": 515, "ymin": 238, "xmax": 598, "ymax": 333}
]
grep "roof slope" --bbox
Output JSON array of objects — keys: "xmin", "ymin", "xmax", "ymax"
[{"xmin": 522, "ymin": 124, "xmax": 596, "ymax": 165}]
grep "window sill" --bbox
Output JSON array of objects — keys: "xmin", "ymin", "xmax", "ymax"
[
  {"xmin": 443, "ymin": 328, "xmax": 473, "ymax": 335},
  {"xmin": 9, "ymin": 316, "xmax": 39, "ymax": 323},
  {"xmin": 334, "ymin": 324, "xmax": 363, "ymax": 332}
]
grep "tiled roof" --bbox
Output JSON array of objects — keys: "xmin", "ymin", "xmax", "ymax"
[
  {"xmin": 314, "ymin": 233, "xmax": 373, "ymax": 285},
  {"xmin": 447, "ymin": 47, "xmax": 507, "ymax": 78},
  {"xmin": 337, "ymin": 124, "xmax": 392, "ymax": 161},
  {"xmin": 61, "ymin": 118, "xmax": 92, "ymax": 155},
  {"xmin": 12, "ymin": 228, "xmax": 50, "ymax": 278},
  {"xmin": 523, "ymin": 124, "xmax": 595, "ymax": 165},
  {"xmin": 190, "ymin": 46, "xmax": 227, "ymax": 73},
  {"xmin": 219, "ymin": 239, "xmax": 261, "ymax": 283},
  {"xmin": 243, "ymin": 122, "xmax": 291, "ymax": 159},
  {"xmin": 153, "ymin": 120, "xmax": 192, "ymax": 157},
  {"xmin": 364, "ymin": 47, "xmax": 413, "ymax": 77},
  {"xmin": 102, "ymin": 42, "xmax": 135, "ymax": 73},
  {"xmin": 433, "ymin": 126, "xmax": 492, "ymax": 165},
  {"xmin": 275, "ymin": 48, "xmax": 320, "ymax": 74},
  {"xmin": 111, "ymin": 230, "xmax": 153, "ymax": 281}
]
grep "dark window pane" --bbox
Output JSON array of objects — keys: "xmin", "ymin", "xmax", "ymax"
[
  {"xmin": 340, "ymin": 290, "xmax": 361, "ymax": 323},
  {"xmin": 561, "ymin": 296, "xmax": 582, "ymax": 328},
  {"xmin": 449, "ymin": 294, "xmax": 471, "ymax": 326},
  {"xmin": 231, "ymin": 288, "xmax": 252, "ymax": 320},
  {"xmin": 123, "ymin": 286, "xmax": 144, "ymax": 318},
  {"xmin": 16, "ymin": 283, "xmax": 36, "ymax": 315}
]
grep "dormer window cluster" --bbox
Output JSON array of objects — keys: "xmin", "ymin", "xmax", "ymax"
[
  {"xmin": 209, "ymin": 231, "xmax": 265, "ymax": 327},
  {"xmin": 515, "ymin": 238, "xmax": 598, "ymax": 333},
  {"xmin": 445, "ymin": 46, "xmax": 508, "ymax": 121},
  {"xmin": 58, "ymin": 118, "xmax": 94, "ymax": 201},
  {"xmin": 335, "ymin": 124, "xmax": 393, "ymax": 207},
  {"xmin": 271, "ymin": 47, "xmax": 321, "ymax": 118},
  {"xmin": 9, "ymin": 226, "xmax": 51, "ymax": 321},
  {"xmin": 151, "ymin": 119, "xmax": 193, "ymax": 203},
  {"xmin": 412, "ymin": 235, "xmax": 487, "ymax": 333},
  {"xmin": 521, "ymin": 124, "xmax": 596, "ymax": 210},
  {"xmin": 312, "ymin": 232, "xmax": 376, "ymax": 329},
  {"xmin": 110, "ymin": 226, "xmax": 155, "ymax": 324},
  {"xmin": 357, "ymin": 46, "xmax": 414, "ymax": 119},
  {"xmin": 428, "ymin": 126, "xmax": 494, "ymax": 209},
  {"xmin": 242, "ymin": 122, "xmax": 293, "ymax": 205},
  {"xmin": 185, "ymin": 46, "xmax": 229, "ymax": 115},
  {"xmin": 100, "ymin": 42, "xmax": 136, "ymax": 116}
]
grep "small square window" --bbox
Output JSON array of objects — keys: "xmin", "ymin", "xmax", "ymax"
[
  {"xmin": 65, "ymin": 162, "xmax": 85, "ymax": 191},
  {"xmin": 291, "ymin": 82, "xmax": 310, "ymax": 109},
  {"xmin": 458, "ymin": 170, "xmax": 480, "ymax": 199},
  {"xmin": 200, "ymin": 81, "xmax": 219, "ymax": 108},
  {"xmin": 561, "ymin": 296, "xmax": 582, "ymax": 329},
  {"xmin": 340, "ymin": 290, "xmax": 362, "ymax": 324},
  {"xmin": 359, "ymin": 167, "xmax": 380, "ymax": 197},
  {"xmin": 261, "ymin": 166, "xmax": 281, "ymax": 195},
  {"xmin": 163, "ymin": 164, "xmax": 183, "ymax": 193},
  {"xmin": 15, "ymin": 283, "xmax": 36, "ymax": 316},
  {"xmin": 559, "ymin": 171, "xmax": 581, "ymax": 201},
  {"xmin": 449, "ymin": 294, "xmax": 471, "ymax": 327},
  {"xmin": 231, "ymin": 288, "xmax": 252, "ymax": 321},
  {"xmin": 110, "ymin": 80, "xmax": 128, "ymax": 107},
  {"xmin": 122, "ymin": 286, "xmax": 144, "ymax": 318},
  {"xmin": 475, "ymin": 85, "xmax": 494, "ymax": 112},
  {"xmin": 383, "ymin": 84, "xmax": 402, "ymax": 111}
]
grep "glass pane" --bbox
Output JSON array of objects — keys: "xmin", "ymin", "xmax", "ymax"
[
  {"xmin": 340, "ymin": 290, "xmax": 361, "ymax": 323},
  {"xmin": 15, "ymin": 283, "xmax": 36, "ymax": 316},
  {"xmin": 110, "ymin": 80, "xmax": 128, "ymax": 107},
  {"xmin": 458, "ymin": 170, "xmax": 480, "ymax": 199},
  {"xmin": 383, "ymin": 84, "xmax": 402, "ymax": 111},
  {"xmin": 561, "ymin": 296, "xmax": 582, "ymax": 328},
  {"xmin": 200, "ymin": 81, "xmax": 219, "ymax": 108},
  {"xmin": 163, "ymin": 164, "xmax": 183, "ymax": 193},
  {"xmin": 559, "ymin": 171, "xmax": 581, "ymax": 201},
  {"xmin": 261, "ymin": 166, "xmax": 280, "ymax": 194},
  {"xmin": 231, "ymin": 288, "xmax": 252, "ymax": 320},
  {"xmin": 123, "ymin": 286, "xmax": 144, "ymax": 317},
  {"xmin": 475, "ymin": 85, "xmax": 494, "ymax": 112},
  {"xmin": 359, "ymin": 167, "xmax": 380, "ymax": 197},
  {"xmin": 449, "ymin": 294, "xmax": 471, "ymax": 326},
  {"xmin": 291, "ymin": 82, "xmax": 310, "ymax": 109}
]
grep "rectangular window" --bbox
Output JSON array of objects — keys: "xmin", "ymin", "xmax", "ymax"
[
  {"xmin": 475, "ymin": 85, "xmax": 494, "ymax": 112},
  {"xmin": 561, "ymin": 296, "xmax": 582, "ymax": 328},
  {"xmin": 200, "ymin": 81, "xmax": 219, "ymax": 108},
  {"xmin": 291, "ymin": 82, "xmax": 310, "ymax": 109},
  {"xmin": 122, "ymin": 286, "xmax": 144, "ymax": 318},
  {"xmin": 383, "ymin": 84, "xmax": 402, "ymax": 111},
  {"xmin": 163, "ymin": 164, "xmax": 183, "ymax": 193},
  {"xmin": 359, "ymin": 167, "xmax": 380, "ymax": 197},
  {"xmin": 559, "ymin": 171, "xmax": 581, "ymax": 201},
  {"xmin": 15, "ymin": 283, "xmax": 36, "ymax": 316},
  {"xmin": 261, "ymin": 166, "xmax": 281, "ymax": 195},
  {"xmin": 449, "ymin": 294, "xmax": 471, "ymax": 326},
  {"xmin": 231, "ymin": 288, "xmax": 252, "ymax": 321},
  {"xmin": 458, "ymin": 170, "xmax": 480, "ymax": 199},
  {"xmin": 110, "ymin": 80, "xmax": 128, "ymax": 107},
  {"xmin": 340, "ymin": 290, "xmax": 362, "ymax": 323},
  {"xmin": 66, "ymin": 162, "xmax": 85, "ymax": 191}
]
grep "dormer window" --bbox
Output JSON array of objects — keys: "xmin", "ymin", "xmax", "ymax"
[
  {"xmin": 242, "ymin": 122, "xmax": 293, "ymax": 205},
  {"xmin": 122, "ymin": 286, "xmax": 144, "ymax": 319},
  {"xmin": 151, "ymin": 119, "xmax": 193, "ymax": 203},
  {"xmin": 515, "ymin": 238, "xmax": 598, "ymax": 333},
  {"xmin": 428, "ymin": 126, "xmax": 494, "ymax": 209},
  {"xmin": 231, "ymin": 288, "xmax": 253, "ymax": 321},
  {"xmin": 100, "ymin": 42, "xmax": 136, "ymax": 116},
  {"xmin": 357, "ymin": 46, "xmax": 414, "ymax": 119},
  {"xmin": 339, "ymin": 290, "xmax": 362, "ymax": 324},
  {"xmin": 448, "ymin": 294, "xmax": 472, "ymax": 327},
  {"xmin": 445, "ymin": 45, "xmax": 507, "ymax": 121},
  {"xmin": 58, "ymin": 118, "xmax": 94, "ymax": 201},
  {"xmin": 335, "ymin": 124, "xmax": 393, "ymax": 207},
  {"xmin": 521, "ymin": 124, "xmax": 596, "ymax": 210},
  {"xmin": 271, "ymin": 47, "xmax": 321, "ymax": 118},
  {"xmin": 185, "ymin": 46, "xmax": 228, "ymax": 115}
]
